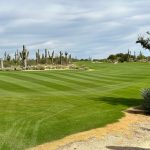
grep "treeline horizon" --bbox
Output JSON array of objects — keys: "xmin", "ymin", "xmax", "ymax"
[
  {"xmin": 0, "ymin": 45, "xmax": 74, "ymax": 69},
  {"xmin": 0, "ymin": 44, "xmax": 150, "ymax": 68}
]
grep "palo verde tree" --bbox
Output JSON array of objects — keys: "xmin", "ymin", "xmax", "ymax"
[
  {"xmin": 136, "ymin": 31, "xmax": 150, "ymax": 51},
  {"xmin": 20, "ymin": 45, "xmax": 29, "ymax": 69}
]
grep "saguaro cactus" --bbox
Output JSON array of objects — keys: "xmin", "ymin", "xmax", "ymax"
[
  {"xmin": 16, "ymin": 49, "xmax": 20, "ymax": 61},
  {"xmin": 52, "ymin": 51, "xmax": 54, "ymax": 64},
  {"xmin": 69, "ymin": 54, "xmax": 72, "ymax": 63},
  {"xmin": 20, "ymin": 45, "xmax": 29, "ymax": 69},
  {"xmin": 15, "ymin": 49, "xmax": 20, "ymax": 65},
  {"xmin": 45, "ymin": 49, "xmax": 48, "ymax": 64},
  {"xmin": 48, "ymin": 50, "xmax": 55, "ymax": 64},
  {"xmin": 134, "ymin": 51, "xmax": 136, "ymax": 61},
  {"xmin": 0, "ymin": 58, "xmax": 3, "ymax": 69},
  {"xmin": 4, "ymin": 51, "xmax": 7, "ymax": 61},
  {"xmin": 65, "ymin": 51, "xmax": 68, "ymax": 65},
  {"xmin": 59, "ymin": 51, "xmax": 63, "ymax": 65},
  {"xmin": 15, "ymin": 52, "xmax": 17, "ymax": 61},
  {"xmin": 36, "ymin": 49, "xmax": 40, "ymax": 64}
]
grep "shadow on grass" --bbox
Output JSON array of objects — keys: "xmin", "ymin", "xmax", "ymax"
[
  {"xmin": 107, "ymin": 146, "xmax": 150, "ymax": 150},
  {"xmin": 93, "ymin": 97, "xmax": 150, "ymax": 115},
  {"xmin": 93, "ymin": 97, "xmax": 142, "ymax": 107}
]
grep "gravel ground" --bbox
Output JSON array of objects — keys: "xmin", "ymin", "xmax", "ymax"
[
  {"xmin": 57, "ymin": 114, "xmax": 150, "ymax": 150},
  {"xmin": 31, "ymin": 111, "xmax": 150, "ymax": 150}
]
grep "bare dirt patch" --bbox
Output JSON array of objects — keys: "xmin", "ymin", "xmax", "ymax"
[{"xmin": 30, "ymin": 110, "xmax": 150, "ymax": 150}]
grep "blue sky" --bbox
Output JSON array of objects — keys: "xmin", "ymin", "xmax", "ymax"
[{"xmin": 0, "ymin": 0, "xmax": 150, "ymax": 59}]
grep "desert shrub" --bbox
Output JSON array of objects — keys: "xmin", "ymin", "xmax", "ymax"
[
  {"xmin": 30, "ymin": 66, "xmax": 37, "ymax": 70},
  {"xmin": 56, "ymin": 65, "xmax": 62, "ymax": 69},
  {"xmin": 36, "ymin": 65, "xmax": 45, "ymax": 70},
  {"xmin": 141, "ymin": 88, "xmax": 150, "ymax": 113},
  {"xmin": 3, "ymin": 67, "xmax": 14, "ymax": 71},
  {"xmin": 69, "ymin": 64, "xmax": 89, "ymax": 70},
  {"xmin": 69, "ymin": 64, "xmax": 79, "ymax": 69},
  {"xmin": 79, "ymin": 65, "xmax": 89, "ymax": 70},
  {"xmin": 14, "ymin": 67, "xmax": 22, "ymax": 71}
]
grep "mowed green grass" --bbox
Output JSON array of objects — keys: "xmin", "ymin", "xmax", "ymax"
[{"xmin": 0, "ymin": 62, "xmax": 150, "ymax": 150}]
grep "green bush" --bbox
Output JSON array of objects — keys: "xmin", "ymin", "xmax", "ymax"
[{"xmin": 141, "ymin": 88, "xmax": 150, "ymax": 113}]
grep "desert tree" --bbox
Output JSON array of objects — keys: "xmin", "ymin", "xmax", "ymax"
[
  {"xmin": 20, "ymin": 45, "xmax": 29, "ymax": 69},
  {"xmin": 136, "ymin": 32, "xmax": 150, "ymax": 50},
  {"xmin": 107, "ymin": 54, "xmax": 117, "ymax": 62}
]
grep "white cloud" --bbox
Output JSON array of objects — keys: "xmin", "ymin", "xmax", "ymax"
[{"xmin": 0, "ymin": 0, "xmax": 150, "ymax": 58}]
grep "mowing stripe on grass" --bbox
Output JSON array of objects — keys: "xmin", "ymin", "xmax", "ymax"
[{"xmin": 0, "ymin": 62, "xmax": 150, "ymax": 150}]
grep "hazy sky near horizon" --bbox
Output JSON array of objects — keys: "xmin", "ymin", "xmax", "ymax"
[{"xmin": 0, "ymin": 0, "xmax": 150, "ymax": 58}]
